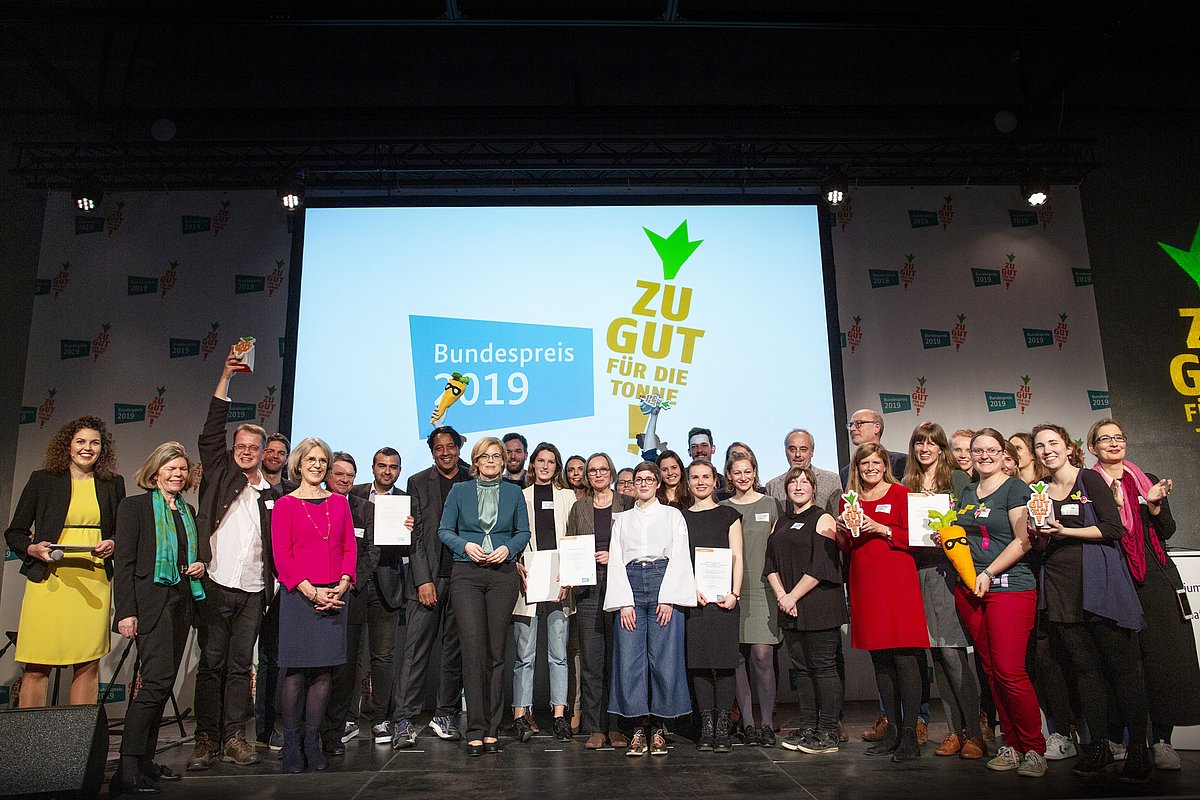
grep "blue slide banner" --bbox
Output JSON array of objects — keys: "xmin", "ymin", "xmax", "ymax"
[{"xmin": 409, "ymin": 315, "xmax": 594, "ymax": 438}]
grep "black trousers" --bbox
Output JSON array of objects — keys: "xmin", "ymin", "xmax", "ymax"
[
  {"xmin": 1051, "ymin": 619, "xmax": 1148, "ymax": 744},
  {"xmin": 194, "ymin": 577, "xmax": 266, "ymax": 741},
  {"xmin": 574, "ymin": 564, "xmax": 614, "ymax": 734},
  {"xmin": 120, "ymin": 584, "xmax": 193, "ymax": 757},
  {"xmin": 254, "ymin": 591, "xmax": 281, "ymax": 740},
  {"xmin": 450, "ymin": 561, "xmax": 520, "ymax": 742},
  {"xmin": 393, "ymin": 576, "xmax": 462, "ymax": 720},
  {"xmin": 360, "ymin": 583, "xmax": 399, "ymax": 724},
  {"xmin": 322, "ymin": 591, "xmax": 367, "ymax": 745},
  {"xmin": 785, "ymin": 627, "xmax": 842, "ymax": 734}
]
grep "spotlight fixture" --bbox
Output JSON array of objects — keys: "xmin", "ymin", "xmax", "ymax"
[
  {"xmin": 71, "ymin": 177, "xmax": 103, "ymax": 212},
  {"xmin": 277, "ymin": 177, "xmax": 304, "ymax": 211},
  {"xmin": 1020, "ymin": 175, "xmax": 1049, "ymax": 207},
  {"xmin": 821, "ymin": 177, "xmax": 848, "ymax": 206}
]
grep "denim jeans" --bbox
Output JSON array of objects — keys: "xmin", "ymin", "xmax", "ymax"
[
  {"xmin": 784, "ymin": 627, "xmax": 842, "ymax": 734},
  {"xmin": 513, "ymin": 603, "xmax": 569, "ymax": 709},
  {"xmin": 608, "ymin": 560, "xmax": 690, "ymax": 720}
]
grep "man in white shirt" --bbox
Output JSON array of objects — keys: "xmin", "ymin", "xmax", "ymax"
[
  {"xmin": 765, "ymin": 429, "xmax": 844, "ymax": 514},
  {"xmin": 188, "ymin": 348, "xmax": 278, "ymax": 771}
]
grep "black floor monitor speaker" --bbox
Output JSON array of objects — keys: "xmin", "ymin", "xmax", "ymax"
[{"xmin": 0, "ymin": 704, "xmax": 108, "ymax": 798}]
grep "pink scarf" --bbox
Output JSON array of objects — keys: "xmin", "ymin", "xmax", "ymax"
[{"xmin": 1091, "ymin": 460, "xmax": 1166, "ymax": 582}]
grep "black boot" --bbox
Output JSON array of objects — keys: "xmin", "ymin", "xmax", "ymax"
[
  {"xmin": 697, "ymin": 710, "xmax": 715, "ymax": 752},
  {"xmin": 281, "ymin": 729, "xmax": 304, "ymax": 774},
  {"xmin": 303, "ymin": 727, "xmax": 328, "ymax": 772},
  {"xmin": 892, "ymin": 727, "xmax": 920, "ymax": 762},
  {"xmin": 1072, "ymin": 740, "xmax": 1115, "ymax": 777},
  {"xmin": 864, "ymin": 724, "xmax": 898, "ymax": 757},
  {"xmin": 714, "ymin": 711, "xmax": 733, "ymax": 753},
  {"xmin": 1120, "ymin": 744, "xmax": 1153, "ymax": 784}
]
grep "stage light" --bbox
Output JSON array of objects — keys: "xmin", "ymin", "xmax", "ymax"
[
  {"xmin": 822, "ymin": 177, "xmax": 848, "ymax": 206},
  {"xmin": 1021, "ymin": 175, "xmax": 1049, "ymax": 206},
  {"xmin": 277, "ymin": 177, "xmax": 304, "ymax": 211},
  {"xmin": 71, "ymin": 178, "xmax": 103, "ymax": 212}
]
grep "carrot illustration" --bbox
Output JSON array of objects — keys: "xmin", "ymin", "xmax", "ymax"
[
  {"xmin": 841, "ymin": 491, "xmax": 863, "ymax": 538},
  {"xmin": 912, "ymin": 377, "xmax": 927, "ymax": 416},
  {"xmin": 927, "ymin": 507, "xmax": 978, "ymax": 591},
  {"xmin": 951, "ymin": 314, "xmax": 967, "ymax": 351},
  {"xmin": 91, "ymin": 323, "xmax": 111, "ymax": 361},
  {"xmin": 160, "ymin": 260, "xmax": 178, "ymax": 297},
  {"xmin": 900, "ymin": 253, "xmax": 916, "ymax": 290},
  {"xmin": 1038, "ymin": 203, "xmax": 1053, "ymax": 229},
  {"xmin": 1001, "ymin": 252, "xmax": 1017, "ymax": 289},
  {"xmin": 267, "ymin": 260, "xmax": 285, "ymax": 296},
  {"xmin": 938, "ymin": 195, "xmax": 954, "ymax": 230},
  {"xmin": 1016, "ymin": 375, "xmax": 1032, "ymax": 414},
  {"xmin": 52, "ymin": 262, "xmax": 70, "ymax": 299},
  {"xmin": 1027, "ymin": 481, "xmax": 1051, "ymax": 528},
  {"xmin": 847, "ymin": 316, "xmax": 863, "ymax": 353},
  {"xmin": 836, "ymin": 203, "xmax": 853, "ymax": 231},
  {"xmin": 1053, "ymin": 313, "xmax": 1069, "ymax": 349},
  {"xmin": 201, "ymin": 322, "xmax": 220, "ymax": 359},
  {"xmin": 430, "ymin": 372, "xmax": 470, "ymax": 425}
]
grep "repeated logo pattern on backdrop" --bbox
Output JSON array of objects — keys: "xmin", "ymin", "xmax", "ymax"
[
  {"xmin": 4, "ymin": 190, "xmax": 291, "ymax": 708},
  {"xmin": 831, "ymin": 186, "xmax": 1110, "ymax": 456}
]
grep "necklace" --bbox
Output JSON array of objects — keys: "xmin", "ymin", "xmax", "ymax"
[{"xmin": 298, "ymin": 496, "xmax": 331, "ymax": 540}]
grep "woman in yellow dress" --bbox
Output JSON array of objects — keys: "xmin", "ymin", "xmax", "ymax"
[{"xmin": 4, "ymin": 416, "xmax": 125, "ymax": 706}]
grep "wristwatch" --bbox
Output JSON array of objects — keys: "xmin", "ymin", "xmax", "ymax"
[{"xmin": 982, "ymin": 568, "xmax": 996, "ymax": 581}]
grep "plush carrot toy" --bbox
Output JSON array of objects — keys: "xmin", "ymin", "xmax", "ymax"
[
  {"xmin": 927, "ymin": 507, "xmax": 978, "ymax": 592},
  {"xmin": 430, "ymin": 372, "xmax": 470, "ymax": 425},
  {"xmin": 841, "ymin": 491, "xmax": 863, "ymax": 538}
]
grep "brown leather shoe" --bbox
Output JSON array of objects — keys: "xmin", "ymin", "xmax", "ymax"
[
  {"xmin": 959, "ymin": 736, "xmax": 986, "ymax": 760},
  {"xmin": 837, "ymin": 722, "xmax": 849, "ymax": 743},
  {"xmin": 916, "ymin": 719, "xmax": 928, "ymax": 746},
  {"xmin": 585, "ymin": 732, "xmax": 606, "ymax": 749},
  {"xmin": 222, "ymin": 730, "xmax": 261, "ymax": 765},
  {"xmin": 935, "ymin": 732, "xmax": 963, "ymax": 756},
  {"xmin": 608, "ymin": 730, "xmax": 628, "ymax": 749},
  {"xmin": 862, "ymin": 715, "xmax": 888, "ymax": 742},
  {"xmin": 980, "ymin": 711, "xmax": 995, "ymax": 742},
  {"xmin": 186, "ymin": 732, "xmax": 219, "ymax": 771}
]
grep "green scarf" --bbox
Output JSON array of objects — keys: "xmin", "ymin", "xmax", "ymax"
[
  {"xmin": 152, "ymin": 489, "xmax": 206, "ymax": 601},
  {"xmin": 477, "ymin": 477, "xmax": 500, "ymax": 552}
]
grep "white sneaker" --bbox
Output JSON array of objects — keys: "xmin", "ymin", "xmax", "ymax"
[
  {"xmin": 1108, "ymin": 740, "xmax": 1127, "ymax": 761},
  {"xmin": 1152, "ymin": 740, "xmax": 1182, "ymax": 771},
  {"xmin": 1018, "ymin": 750, "xmax": 1048, "ymax": 777},
  {"xmin": 1044, "ymin": 732, "xmax": 1077, "ymax": 761},
  {"xmin": 987, "ymin": 745, "xmax": 1022, "ymax": 771}
]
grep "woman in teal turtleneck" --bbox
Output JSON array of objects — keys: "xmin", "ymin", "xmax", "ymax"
[{"xmin": 439, "ymin": 436, "xmax": 531, "ymax": 756}]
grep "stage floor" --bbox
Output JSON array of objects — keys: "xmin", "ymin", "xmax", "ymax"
[{"xmin": 122, "ymin": 703, "xmax": 1200, "ymax": 800}]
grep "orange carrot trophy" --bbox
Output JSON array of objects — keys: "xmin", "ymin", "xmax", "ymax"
[
  {"xmin": 430, "ymin": 372, "xmax": 470, "ymax": 425},
  {"xmin": 230, "ymin": 336, "xmax": 255, "ymax": 372},
  {"xmin": 1026, "ymin": 481, "xmax": 1052, "ymax": 529},
  {"xmin": 841, "ymin": 491, "xmax": 863, "ymax": 538},
  {"xmin": 927, "ymin": 507, "xmax": 978, "ymax": 592}
]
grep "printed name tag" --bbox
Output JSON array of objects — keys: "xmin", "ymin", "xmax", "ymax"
[
  {"xmin": 755, "ymin": 512, "xmax": 770, "ymax": 523},
  {"xmin": 975, "ymin": 508, "xmax": 991, "ymax": 519},
  {"xmin": 354, "ymin": 527, "xmax": 365, "ymax": 539},
  {"xmin": 790, "ymin": 522, "xmax": 805, "ymax": 530},
  {"xmin": 875, "ymin": 504, "xmax": 891, "ymax": 514},
  {"xmin": 541, "ymin": 500, "xmax": 555, "ymax": 510},
  {"xmin": 1060, "ymin": 503, "xmax": 1080, "ymax": 516},
  {"xmin": 264, "ymin": 499, "xmax": 275, "ymax": 509}
]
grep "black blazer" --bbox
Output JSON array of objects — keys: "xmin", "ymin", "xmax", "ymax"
[
  {"xmin": 348, "ymin": 483, "xmax": 406, "ymax": 610},
  {"xmin": 112, "ymin": 492, "xmax": 198, "ymax": 635},
  {"xmin": 4, "ymin": 469, "xmax": 126, "ymax": 583},
  {"xmin": 406, "ymin": 461, "xmax": 470, "ymax": 601},
  {"xmin": 196, "ymin": 395, "xmax": 277, "ymax": 590}
]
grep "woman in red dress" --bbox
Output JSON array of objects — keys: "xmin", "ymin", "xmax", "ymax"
[{"xmin": 838, "ymin": 443, "xmax": 928, "ymax": 762}]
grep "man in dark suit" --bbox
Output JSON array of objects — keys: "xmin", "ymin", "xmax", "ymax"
[
  {"xmin": 839, "ymin": 408, "xmax": 908, "ymax": 486},
  {"xmin": 346, "ymin": 447, "xmax": 407, "ymax": 745},
  {"xmin": 188, "ymin": 347, "xmax": 278, "ymax": 771},
  {"xmin": 392, "ymin": 426, "xmax": 470, "ymax": 748},
  {"xmin": 254, "ymin": 432, "xmax": 295, "ymax": 749},
  {"xmin": 320, "ymin": 452, "xmax": 386, "ymax": 755}
]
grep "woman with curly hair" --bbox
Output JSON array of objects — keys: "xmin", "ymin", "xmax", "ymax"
[{"xmin": 4, "ymin": 416, "xmax": 125, "ymax": 707}]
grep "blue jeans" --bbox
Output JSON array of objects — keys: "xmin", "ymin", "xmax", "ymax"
[
  {"xmin": 608, "ymin": 560, "xmax": 690, "ymax": 720},
  {"xmin": 513, "ymin": 604, "xmax": 569, "ymax": 708}
]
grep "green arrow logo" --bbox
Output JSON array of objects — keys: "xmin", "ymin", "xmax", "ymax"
[
  {"xmin": 1159, "ymin": 221, "xmax": 1200, "ymax": 292},
  {"xmin": 644, "ymin": 220, "xmax": 703, "ymax": 280}
]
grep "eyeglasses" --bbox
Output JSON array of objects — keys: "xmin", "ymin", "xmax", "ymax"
[
  {"xmin": 233, "ymin": 444, "xmax": 261, "ymax": 453},
  {"xmin": 847, "ymin": 420, "xmax": 878, "ymax": 430},
  {"xmin": 1095, "ymin": 435, "xmax": 1127, "ymax": 445},
  {"xmin": 971, "ymin": 448, "xmax": 1002, "ymax": 457},
  {"xmin": 476, "ymin": 453, "xmax": 503, "ymax": 462},
  {"xmin": 632, "ymin": 476, "xmax": 658, "ymax": 485},
  {"xmin": 587, "ymin": 467, "xmax": 610, "ymax": 475},
  {"xmin": 617, "ymin": 479, "xmax": 635, "ymax": 487}
]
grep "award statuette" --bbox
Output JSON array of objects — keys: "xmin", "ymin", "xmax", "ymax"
[
  {"xmin": 635, "ymin": 393, "xmax": 672, "ymax": 453},
  {"xmin": 230, "ymin": 336, "xmax": 256, "ymax": 372},
  {"xmin": 841, "ymin": 491, "xmax": 863, "ymax": 538},
  {"xmin": 430, "ymin": 372, "xmax": 470, "ymax": 425}
]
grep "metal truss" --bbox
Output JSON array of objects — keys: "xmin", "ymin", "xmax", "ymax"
[{"xmin": 11, "ymin": 136, "xmax": 1097, "ymax": 191}]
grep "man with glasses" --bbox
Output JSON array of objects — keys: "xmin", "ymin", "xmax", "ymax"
[
  {"xmin": 839, "ymin": 409, "xmax": 907, "ymax": 485},
  {"xmin": 765, "ymin": 429, "xmax": 843, "ymax": 514},
  {"xmin": 188, "ymin": 348, "xmax": 278, "ymax": 770},
  {"xmin": 393, "ymin": 427, "xmax": 471, "ymax": 748}
]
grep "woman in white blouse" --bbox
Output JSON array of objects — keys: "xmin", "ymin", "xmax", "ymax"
[{"xmin": 604, "ymin": 461, "xmax": 697, "ymax": 758}]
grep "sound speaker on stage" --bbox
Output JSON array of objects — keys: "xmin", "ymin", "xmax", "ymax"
[{"xmin": 0, "ymin": 704, "xmax": 108, "ymax": 798}]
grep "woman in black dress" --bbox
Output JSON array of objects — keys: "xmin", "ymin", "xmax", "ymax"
[
  {"xmin": 765, "ymin": 466, "xmax": 846, "ymax": 755},
  {"xmin": 1086, "ymin": 418, "xmax": 1197, "ymax": 771},
  {"xmin": 682, "ymin": 460, "xmax": 744, "ymax": 752}
]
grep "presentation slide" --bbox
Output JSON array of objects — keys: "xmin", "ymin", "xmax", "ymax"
[{"xmin": 292, "ymin": 202, "xmax": 840, "ymax": 482}]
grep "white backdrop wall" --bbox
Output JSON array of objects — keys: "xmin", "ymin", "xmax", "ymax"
[{"xmin": 1, "ymin": 190, "xmax": 291, "ymax": 712}]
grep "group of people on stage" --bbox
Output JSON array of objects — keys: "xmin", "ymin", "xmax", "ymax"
[{"xmin": 5, "ymin": 352, "xmax": 1198, "ymax": 790}]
